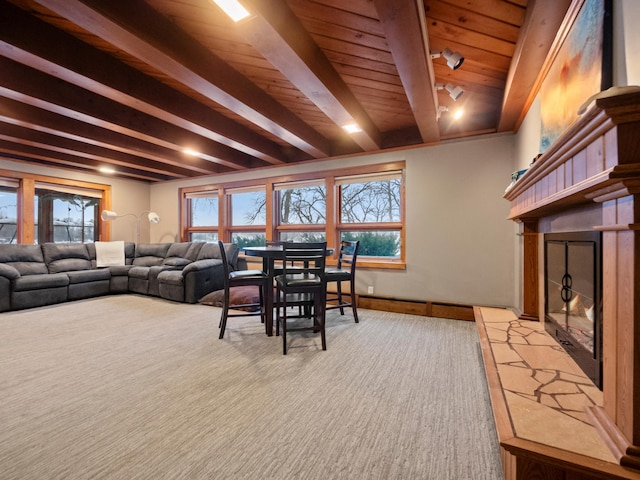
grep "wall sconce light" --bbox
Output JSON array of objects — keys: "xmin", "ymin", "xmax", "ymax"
[
  {"xmin": 430, "ymin": 48, "xmax": 464, "ymax": 70},
  {"xmin": 101, "ymin": 210, "xmax": 161, "ymax": 243},
  {"xmin": 435, "ymin": 83, "xmax": 464, "ymax": 101}
]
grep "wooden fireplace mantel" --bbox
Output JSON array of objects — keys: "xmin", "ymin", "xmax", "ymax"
[{"xmin": 505, "ymin": 89, "xmax": 640, "ymax": 473}]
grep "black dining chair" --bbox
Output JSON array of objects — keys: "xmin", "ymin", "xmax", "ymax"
[
  {"xmin": 217, "ymin": 241, "xmax": 269, "ymax": 339},
  {"xmin": 274, "ymin": 241, "xmax": 327, "ymax": 354},
  {"xmin": 325, "ymin": 240, "xmax": 359, "ymax": 323}
]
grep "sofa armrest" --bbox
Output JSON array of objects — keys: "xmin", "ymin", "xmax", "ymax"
[
  {"xmin": 180, "ymin": 259, "xmax": 225, "ymax": 303},
  {"xmin": 181, "ymin": 258, "xmax": 221, "ymax": 275},
  {"xmin": 0, "ymin": 263, "xmax": 20, "ymax": 280},
  {"xmin": 0, "ymin": 276, "xmax": 11, "ymax": 312}
]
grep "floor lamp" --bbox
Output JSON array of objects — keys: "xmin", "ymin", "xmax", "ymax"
[{"xmin": 101, "ymin": 210, "xmax": 161, "ymax": 243}]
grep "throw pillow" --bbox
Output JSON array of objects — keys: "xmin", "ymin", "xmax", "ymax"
[{"xmin": 199, "ymin": 286, "xmax": 261, "ymax": 311}]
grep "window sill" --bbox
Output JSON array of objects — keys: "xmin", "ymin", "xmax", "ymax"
[{"xmin": 240, "ymin": 254, "xmax": 405, "ymax": 271}]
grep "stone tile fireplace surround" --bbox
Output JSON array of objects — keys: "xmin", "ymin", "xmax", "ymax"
[{"xmin": 503, "ymin": 89, "xmax": 640, "ymax": 476}]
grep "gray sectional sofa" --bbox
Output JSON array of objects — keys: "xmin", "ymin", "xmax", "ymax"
[{"xmin": 0, "ymin": 241, "xmax": 240, "ymax": 312}]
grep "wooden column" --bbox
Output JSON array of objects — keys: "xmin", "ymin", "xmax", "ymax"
[
  {"xmin": 587, "ymin": 188, "xmax": 640, "ymax": 469},
  {"xmin": 519, "ymin": 220, "xmax": 539, "ymax": 321},
  {"xmin": 17, "ymin": 177, "xmax": 34, "ymax": 244}
]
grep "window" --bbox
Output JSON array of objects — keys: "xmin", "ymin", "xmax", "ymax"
[
  {"xmin": 275, "ymin": 180, "xmax": 326, "ymax": 242},
  {"xmin": 337, "ymin": 172, "xmax": 402, "ymax": 259},
  {"xmin": 228, "ymin": 187, "xmax": 266, "ymax": 248},
  {"xmin": 0, "ymin": 181, "xmax": 18, "ymax": 244},
  {"xmin": 0, "ymin": 173, "xmax": 108, "ymax": 244},
  {"xmin": 184, "ymin": 191, "xmax": 219, "ymax": 242},
  {"xmin": 35, "ymin": 186, "xmax": 100, "ymax": 243},
  {"xmin": 180, "ymin": 162, "xmax": 405, "ymax": 268}
]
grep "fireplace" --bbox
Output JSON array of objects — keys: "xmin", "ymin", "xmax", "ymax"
[{"xmin": 544, "ymin": 231, "xmax": 602, "ymax": 389}]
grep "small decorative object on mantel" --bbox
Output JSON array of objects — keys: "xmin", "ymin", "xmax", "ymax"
[
  {"xmin": 505, "ymin": 168, "xmax": 528, "ymax": 193},
  {"xmin": 530, "ymin": 153, "xmax": 542, "ymax": 167}
]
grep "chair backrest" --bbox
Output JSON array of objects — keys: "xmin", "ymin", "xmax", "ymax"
[
  {"xmin": 281, "ymin": 241, "xmax": 327, "ymax": 279},
  {"xmin": 337, "ymin": 240, "xmax": 359, "ymax": 273},
  {"xmin": 217, "ymin": 241, "xmax": 232, "ymax": 283}
]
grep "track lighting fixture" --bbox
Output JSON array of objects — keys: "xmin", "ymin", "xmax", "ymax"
[
  {"xmin": 435, "ymin": 83, "xmax": 464, "ymax": 101},
  {"xmin": 430, "ymin": 48, "xmax": 464, "ymax": 70},
  {"xmin": 436, "ymin": 105, "xmax": 448, "ymax": 121}
]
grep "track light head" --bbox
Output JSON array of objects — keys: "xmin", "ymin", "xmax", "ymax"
[
  {"xmin": 430, "ymin": 48, "xmax": 465, "ymax": 70},
  {"xmin": 435, "ymin": 83, "xmax": 464, "ymax": 101}
]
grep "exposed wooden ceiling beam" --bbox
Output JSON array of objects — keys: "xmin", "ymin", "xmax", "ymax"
[
  {"xmin": 0, "ymin": 57, "xmax": 268, "ymax": 173},
  {"xmin": 0, "ymin": 121, "xmax": 201, "ymax": 179},
  {"xmin": 0, "ymin": 97, "xmax": 209, "ymax": 178},
  {"xmin": 374, "ymin": 0, "xmax": 440, "ymax": 143},
  {"xmin": 0, "ymin": 1, "xmax": 289, "ymax": 167},
  {"xmin": 239, "ymin": 0, "xmax": 381, "ymax": 151},
  {"xmin": 33, "ymin": 0, "xmax": 333, "ymax": 158},
  {"xmin": 498, "ymin": 0, "xmax": 573, "ymax": 132},
  {"xmin": 0, "ymin": 140, "xmax": 174, "ymax": 183}
]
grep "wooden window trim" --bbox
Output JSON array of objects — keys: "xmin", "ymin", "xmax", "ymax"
[
  {"xmin": 0, "ymin": 168, "xmax": 111, "ymax": 243},
  {"xmin": 179, "ymin": 161, "xmax": 406, "ymax": 270}
]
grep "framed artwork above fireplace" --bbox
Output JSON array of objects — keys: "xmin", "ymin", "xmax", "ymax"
[{"xmin": 539, "ymin": 0, "xmax": 612, "ymax": 152}]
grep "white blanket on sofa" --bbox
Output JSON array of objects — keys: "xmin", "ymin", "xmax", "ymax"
[{"xmin": 95, "ymin": 241, "xmax": 125, "ymax": 267}]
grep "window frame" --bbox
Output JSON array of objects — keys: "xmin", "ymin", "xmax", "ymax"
[
  {"xmin": 179, "ymin": 162, "xmax": 406, "ymax": 270},
  {"xmin": 0, "ymin": 168, "xmax": 111, "ymax": 244}
]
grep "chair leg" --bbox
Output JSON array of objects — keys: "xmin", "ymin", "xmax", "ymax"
[
  {"xmin": 350, "ymin": 278, "xmax": 359, "ymax": 323},
  {"xmin": 336, "ymin": 282, "xmax": 345, "ymax": 315},
  {"xmin": 316, "ymin": 292, "xmax": 326, "ymax": 350},
  {"xmin": 219, "ymin": 289, "xmax": 230, "ymax": 339},
  {"xmin": 281, "ymin": 302, "xmax": 287, "ymax": 355}
]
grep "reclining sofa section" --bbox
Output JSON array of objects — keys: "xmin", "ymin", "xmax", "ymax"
[{"xmin": 0, "ymin": 241, "xmax": 240, "ymax": 312}]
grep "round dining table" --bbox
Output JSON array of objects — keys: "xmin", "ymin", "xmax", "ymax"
[{"xmin": 243, "ymin": 245, "xmax": 333, "ymax": 336}]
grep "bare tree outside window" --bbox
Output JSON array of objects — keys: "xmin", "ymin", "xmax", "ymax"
[
  {"xmin": 191, "ymin": 197, "xmax": 218, "ymax": 227},
  {"xmin": 278, "ymin": 185, "xmax": 326, "ymax": 224},
  {"xmin": 0, "ymin": 187, "xmax": 17, "ymax": 244},
  {"xmin": 341, "ymin": 179, "xmax": 401, "ymax": 223},
  {"xmin": 340, "ymin": 178, "xmax": 402, "ymax": 257}
]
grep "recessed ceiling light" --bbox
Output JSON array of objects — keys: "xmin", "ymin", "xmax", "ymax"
[
  {"xmin": 212, "ymin": 0, "xmax": 251, "ymax": 22},
  {"xmin": 342, "ymin": 123, "xmax": 362, "ymax": 134},
  {"xmin": 453, "ymin": 109, "xmax": 464, "ymax": 120},
  {"xmin": 183, "ymin": 148, "xmax": 200, "ymax": 156},
  {"xmin": 98, "ymin": 166, "xmax": 115, "ymax": 174}
]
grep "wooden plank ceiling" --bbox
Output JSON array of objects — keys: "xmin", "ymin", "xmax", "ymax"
[{"xmin": 0, "ymin": 0, "xmax": 572, "ymax": 182}]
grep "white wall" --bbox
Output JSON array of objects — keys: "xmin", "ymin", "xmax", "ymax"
[
  {"xmin": 151, "ymin": 134, "xmax": 517, "ymax": 308},
  {"xmin": 615, "ymin": 0, "xmax": 640, "ymax": 85},
  {"xmin": 0, "ymin": 158, "xmax": 151, "ymax": 242}
]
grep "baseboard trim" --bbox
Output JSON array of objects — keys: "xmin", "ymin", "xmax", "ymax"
[{"xmin": 357, "ymin": 295, "xmax": 475, "ymax": 321}]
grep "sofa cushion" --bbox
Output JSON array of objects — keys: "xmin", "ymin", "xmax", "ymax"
[
  {"xmin": 128, "ymin": 266, "xmax": 151, "ymax": 280},
  {"xmin": 133, "ymin": 243, "xmax": 171, "ymax": 267},
  {"xmin": 0, "ymin": 244, "xmax": 48, "ymax": 275},
  {"xmin": 42, "ymin": 243, "xmax": 91, "ymax": 273},
  {"xmin": 196, "ymin": 242, "xmax": 239, "ymax": 269},
  {"xmin": 162, "ymin": 257, "xmax": 192, "ymax": 267},
  {"xmin": 66, "ymin": 269, "xmax": 111, "ymax": 284},
  {"xmin": 12, "ymin": 272, "xmax": 69, "ymax": 292},
  {"xmin": 161, "ymin": 242, "xmax": 204, "ymax": 268},
  {"xmin": 107, "ymin": 264, "xmax": 134, "ymax": 276}
]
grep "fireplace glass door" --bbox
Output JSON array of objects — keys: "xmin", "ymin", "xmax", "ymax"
[{"xmin": 544, "ymin": 231, "xmax": 602, "ymax": 388}]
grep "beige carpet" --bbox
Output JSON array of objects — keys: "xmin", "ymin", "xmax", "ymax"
[{"xmin": 0, "ymin": 295, "xmax": 502, "ymax": 480}]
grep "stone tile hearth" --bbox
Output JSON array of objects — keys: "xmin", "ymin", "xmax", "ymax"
[{"xmin": 478, "ymin": 307, "xmax": 615, "ymax": 462}]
